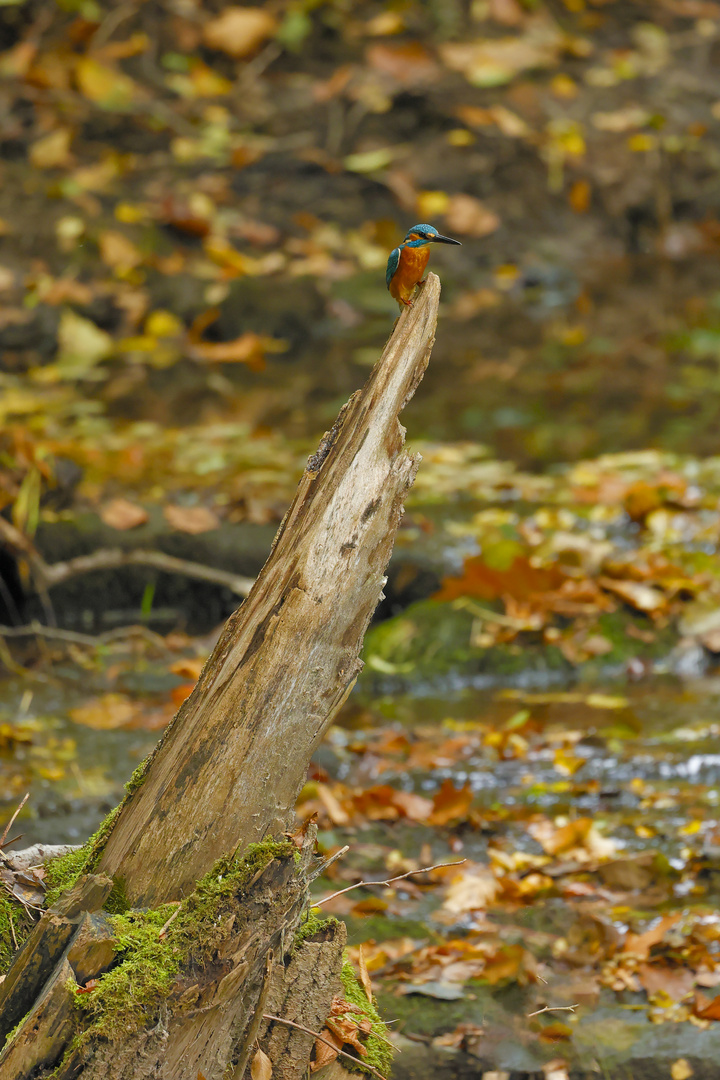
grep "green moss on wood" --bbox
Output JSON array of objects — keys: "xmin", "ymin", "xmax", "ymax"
[
  {"xmin": 0, "ymin": 893, "xmax": 35, "ymax": 976},
  {"xmin": 43, "ymin": 804, "xmax": 123, "ymax": 908},
  {"xmin": 3, "ymin": 1010, "xmax": 29, "ymax": 1047},
  {"xmin": 125, "ymin": 758, "xmax": 150, "ymax": 795},
  {"xmin": 293, "ymin": 915, "xmax": 393, "ymax": 1073},
  {"xmin": 294, "ymin": 910, "xmax": 341, "ymax": 949},
  {"xmin": 339, "ymin": 959, "xmax": 393, "ymax": 1077},
  {"xmin": 72, "ymin": 839, "xmax": 293, "ymax": 1044}
]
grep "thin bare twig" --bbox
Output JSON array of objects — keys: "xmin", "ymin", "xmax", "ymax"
[
  {"xmin": 314, "ymin": 859, "xmax": 465, "ymax": 907},
  {"xmin": 232, "ymin": 951, "xmax": 274, "ymax": 1080},
  {"xmin": 2, "ymin": 880, "xmax": 43, "ymax": 916},
  {"xmin": 307, "ymin": 844, "xmax": 349, "ymax": 883},
  {"xmin": 90, "ymin": 0, "xmax": 138, "ymax": 50},
  {"xmin": 0, "ymin": 511, "xmax": 254, "ymax": 608},
  {"xmin": 0, "ymin": 624, "xmax": 99, "ymax": 646},
  {"xmin": 527, "ymin": 1004, "xmax": 579, "ymax": 1018},
  {"xmin": 0, "ymin": 793, "xmax": 29, "ymax": 849},
  {"xmin": 336, "ymin": 1009, "xmax": 396, "ymax": 1051},
  {"xmin": 158, "ymin": 902, "xmax": 182, "ymax": 939},
  {"xmin": 262, "ymin": 1014, "xmax": 388, "ymax": 1080},
  {"xmin": 453, "ymin": 596, "xmax": 540, "ymax": 630},
  {"xmin": 45, "ymin": 549, "xmax": 254, "ymax": 597}
]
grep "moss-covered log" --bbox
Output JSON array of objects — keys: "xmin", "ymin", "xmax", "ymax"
[{"xmin": 0, "ymin": 278, "xmax": 440, "ymax": 1078}]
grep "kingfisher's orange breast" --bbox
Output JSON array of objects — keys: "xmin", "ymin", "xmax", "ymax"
[{"xmin": 389, "ymin": 244, "xmax": 430, "ymax": 304}]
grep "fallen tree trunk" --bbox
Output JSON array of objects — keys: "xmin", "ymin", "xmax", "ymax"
[{"xmin": 0, "ymin": 275, "xmax": 441, "ymax": 1079}]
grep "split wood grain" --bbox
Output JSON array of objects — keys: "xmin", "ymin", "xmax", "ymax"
[{"xmin": 96, "ymin": 275, "xmax": 440, "ymax": 906}]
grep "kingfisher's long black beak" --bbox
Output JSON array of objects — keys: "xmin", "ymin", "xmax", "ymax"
[{"xmin": 432, "ymin": 234, "xmax": 462, "ymax": 246}]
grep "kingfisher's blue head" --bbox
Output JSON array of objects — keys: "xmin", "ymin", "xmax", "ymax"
[{"xmin": 403, "ymin": 223, "xmax": 462, "ymax": 248}]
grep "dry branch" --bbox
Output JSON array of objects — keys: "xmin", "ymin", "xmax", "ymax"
[
  {"xmin": 96, "ymin": 274, "xmax": 441, "ymax": 906},
  {"xmin": 314, "ymin": 858, "xmax": 465, "ymax": 907},
  {"xmin": 43, "ymin": 548, "xmax": 254, "ymax": 596}
]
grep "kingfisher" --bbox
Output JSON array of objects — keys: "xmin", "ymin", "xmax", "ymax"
[{"xmin": 386, "ymin": 223, "xmax": 462, "ymax": 308}]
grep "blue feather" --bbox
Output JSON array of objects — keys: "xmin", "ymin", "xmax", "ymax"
[
  {"xmin": 404, "ymin": 224, "xmax": 438, "ymax": 247},
  {"xmin": 386, "ymin": 246, "xmax": 401, "ymax": 289}
]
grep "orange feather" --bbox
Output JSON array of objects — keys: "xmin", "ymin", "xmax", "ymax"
[{"xmin": 388, "ymin": 244, "xmax": 430, "ymax": 307}]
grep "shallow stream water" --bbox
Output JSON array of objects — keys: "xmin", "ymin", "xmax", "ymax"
[{"xmin": 2, "ymin": 669, "xmax": 718, "ymax": 868}]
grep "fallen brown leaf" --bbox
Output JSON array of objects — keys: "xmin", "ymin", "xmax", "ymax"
[
  {"xmin": 100, "ymin": 498, "xmax": 149, "ymax": 530},
  {"xmin": 444, "ymin": 194, "xmax": 501, "ymax": 238},
  {"xmin": 250, "ymin": 1047, "xmax": 272, "ymax": 1080},
  {"xmin": 357, "ymin": 945, "xmax": 373, "ymax": 1003},
  {"xmin": 428, "ymin": 778, "xmax": 474, "ymax": 826},
  {"xmin": 163, "ymin": 505, "xmax": 221, "ymax": 534},
  {"xmin": 69, "ymin": 693, "xmax": 138, "ymax": 730}
]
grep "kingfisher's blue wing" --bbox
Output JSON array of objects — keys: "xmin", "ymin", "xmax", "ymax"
[{"xmin": 386, "ymin": 246, "xmax": 400, "ymax": 290}]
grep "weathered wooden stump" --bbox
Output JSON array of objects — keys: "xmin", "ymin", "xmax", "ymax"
[{"xmin": 0, "ymin": 276, "xmax": 441, "ymax": 1080}]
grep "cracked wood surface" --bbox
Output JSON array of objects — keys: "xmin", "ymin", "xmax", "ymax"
[{"xmin": 97, "ymin": 275, "xmax": 440, "ymax": 906}]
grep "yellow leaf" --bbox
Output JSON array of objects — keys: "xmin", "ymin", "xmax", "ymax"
[
  {"xmin": 550, "ymin": 72, "xmax": 578, "ymax": 98},
  {"xmin": 585, "ymin": 693, "xmax": 628, "ymax": 709},
  {"xmin": 95, "ymin": 31, "xmax": 150, "ymax": 62},
  {"xmin": 343, "ymin": 148, "xmax": 395, "ymax": 173},
  {"xmin": 671, "ymin": 1061, "xmax": 693, "ymax": 1080},
  {"xmin": 416, "ymin": 190, "xmax": 450, "ymax": 219},
  {"xmin": 75, "ymin": 56, "xmax": 139, "ymax": 110},
  {"xmin": 56, "ymin": 309, "xmax": 114, "ymax": 371},
  {"xmin": 29, "ymin": 127, "xmax": 73, "ymax": 169},
  {"xmin": 440, "ymin": 25, "xmax": 563, "ymax": 87},
  {"xmin": 250, "ymin": 1048, "xmax": 273, "ymax": 1080},
  {"xmin": 70, "ymin": 155, "xmax": 122, "ymax": 193},
  {"xmin": 547, "ymin": 119, "xmax": 586, "ymax": 157},
  {"xmin": 190, "ymin": 62, "xmax": 234, "ymax": 97},
  {"xmin": 569, "ymin": 179, "xmax": 591, "ymax": 213},
  {"xmin": 145, "ymin": 310, "xmax": 184, "ymax": 337},
  {"xmin": 635, "ymin": 825, "xmax": 655, "ymax": 838},
  {"xmin": 70, "ymin": 694, "xmax": 138, "ymax": 731},
  {"xmin": 553, "ymin": 748, "xmax": 586, "ymax": 776},
  {"xmin": 365, "ymin": 11, "xmax": 405, "ymax": 35},
  {"xmin": 628, "ymin": 133, "xmax": 657, "ymax": 152},
  {"xmin": 494, "ymin": 263, "xmax": 520, "ymax": 290},
  {"xmin": 203, "ymin": 7, "xmax": 277, "ymax": 59},
  {"xmin": 0, "ymin": 41, "xmax": 37, "ymax": 79},
  {"xmin": 446, "ymin": 128, "xmax": 474, "ymax": 146},
  {"xmin": 115, "ymin": 202, "xmax": 149, "ymax": 224},
  {"xmin": 12, "ymin": 466, "xmax": 41, "ymax": 537},
  {"xmin": 592, "ymin": 106, "xmax": 650, "ymax": 133},
  {"xmin": 98, "ymin": 230, "xmax": 143, "ymax": 272},
  {"xmin": 488, "ymin": 104, "xmax": 530, "ymax": 137}
]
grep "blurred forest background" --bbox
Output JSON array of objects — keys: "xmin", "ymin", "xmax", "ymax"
[{"xmin": 4, "ymin": 1, "xmax": 720, "ymax": 1076}]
